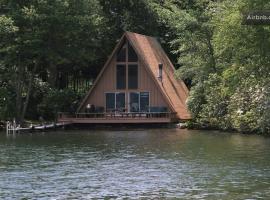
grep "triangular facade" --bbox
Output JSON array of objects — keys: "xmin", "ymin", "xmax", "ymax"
[{"xmin": 78, "ymin": 32, "xmax": 190, "ymax": 120}]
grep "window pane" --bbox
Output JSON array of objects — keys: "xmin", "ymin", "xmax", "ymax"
[
  {"xmin": 106, "ymin": 93, "xmax": 115, "ymax": 112},
  {"xmin": 116, "ymin": 64, "xmax": 126, "ymax": 89},
  {"xmin": 117, "ymin": 45, "xmax": 126, "ymax": 62},
  {"xmin": 116, "ymin": 93, "xmax": 125, "ymax": 112},
  {"xmin": 140, "ymin": 92, "xmax": 149, "ymax": 112},
  {"xmin": 128, "ymin": 64, "xmax": 138, "ymax": 89},
  {"xmin": 128, "ymin": 43, "xmax": 138, "ymax": 62},
  {"xmin": 129, "ymin": 92, "xmax": 139, "ymax": 112}
]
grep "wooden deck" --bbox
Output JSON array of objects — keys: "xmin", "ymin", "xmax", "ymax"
[{"xmin": 58, "ymin": 112, "xmax": 177, "ymax": 124}]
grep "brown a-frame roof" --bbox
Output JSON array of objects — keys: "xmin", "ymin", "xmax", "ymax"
[{"xmin": 78, "ymin": 31, "xmax": 191, "ymax": 120}]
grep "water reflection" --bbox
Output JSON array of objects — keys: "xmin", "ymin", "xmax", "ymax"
[{"xmin": 0, "ymin": 129, "xmax": 270, "ymax": 199}]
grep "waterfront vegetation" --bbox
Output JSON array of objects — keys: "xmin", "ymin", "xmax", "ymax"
[{"xmin": 0, "ymin": 0, "xmax": 269, "ymax": 133}]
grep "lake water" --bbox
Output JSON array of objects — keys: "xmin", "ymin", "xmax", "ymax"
[{"xmin": 1, "ymin": 129, "xmax": 270, "ymax": 199}]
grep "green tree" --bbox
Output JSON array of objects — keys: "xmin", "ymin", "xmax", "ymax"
[
  {"xmin": 0, "ymin": 0, "xmax": 109, "ymax": 124},
  {"xmin": 146, "ymin": 0, "xmax": 218, "ymax": 83},
  {"xmin": 187, "ymin": 0, "xmax": 270, "ymax": 133}
]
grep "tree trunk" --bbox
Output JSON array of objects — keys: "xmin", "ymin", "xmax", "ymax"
[
  {"xmin": 48, "ymin": 61, "xmax": 57, "ymax": 88},
  {"xmin": 15, "ymin": 63, "xmax": 23, "ymax": 125},
  {"xmin": 206, "ymin": 32, "xmax": 217, "ymax": 73},
  {"xmin": 20, "ymin": 63, "xmax": 38, "ymax": 125}
]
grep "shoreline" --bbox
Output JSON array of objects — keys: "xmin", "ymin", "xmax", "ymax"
[{"xmin": 1, "ymin": 120, "xmax": 268, "ymax": 136}]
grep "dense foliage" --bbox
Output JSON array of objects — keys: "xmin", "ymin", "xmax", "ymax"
[
  {"xmin": 183, "ymin": 0, "xmax": 270, "ymax": 134},
  {"xmin": 0, "ymin": 0, "xmax": 269, "ymax": 133}
]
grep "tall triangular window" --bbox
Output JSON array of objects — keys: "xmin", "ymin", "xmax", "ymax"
[
  {"xmin": 128, "ymin": 42, "xmax": 138, "ymax": 62},
  {"xmin": 116, "ymin": 41, "xmax": 138, "ymax": 90},
  {"xmin": 116, "ymin": 42, "xmax": 138, "ymax": 62},
  {"xmin": 117, "ymin": 43, "xmax": 126, "ymax": 62}
]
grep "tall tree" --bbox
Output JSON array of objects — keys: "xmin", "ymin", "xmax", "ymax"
[
  {"xmin": 0, "ymin": 0, "xmax": 109, "ymax": 124},
  {"xmin": 146, "ymin": 0, "xmax": 218, "ymax": 84},
  {"xmin": 0, "ymin": 15, "xmax": 18, "ymax": 120}
]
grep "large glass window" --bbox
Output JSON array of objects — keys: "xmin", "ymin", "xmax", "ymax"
[
  {"xmin": 128, "ymin": 43, "xmax": 138, "ymax": 62},
  {"xmin": 129, "ymin": 92, "xmax": 139, "ymax": 112},
  {"xmin": 117, "ymin": 42, "xmax": 138, "ymax": 90},
  {"xmin": 116, "ymin": 64, "xmax": 126, "ymax": 89},
  {"xmin": 116, "ymin": 93, "xmax": 125, "ymax": 112},
  {"xmin": 128, "ymin": 64, "xmax": 138, "ymax": 89},
  {"xmin": 117, "ymin": 45, "xmax": 126, "ymax": 62},
  {"xmin": 106, "ymin": 93, "xmax": 115, "ymax": 112},
  {"xmin": 140, "ymin": 92, "xmax": 149, "ymax": 112}
]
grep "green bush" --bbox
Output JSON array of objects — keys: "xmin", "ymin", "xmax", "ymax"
[
  {"xmin": 187, "ymin": 68, "xmax": 270, "ymax": 134},
  {"xmin": 187, "ymin": 83, "xmax": 206, "ymax": 119},
  {"xmin": 37, "ymin": 88, "xmax": 82, "ymax": 120},
  {"xmin": 258, "ymin": 87, "xmax": 270, "ymax": 134},
  {"xmin": 187, "ymin": 74, "xmax": 232, "ymax": 130}
]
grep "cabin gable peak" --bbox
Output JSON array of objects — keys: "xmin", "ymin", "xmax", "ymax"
[{"xmin": 77, "ymin": 31, "xmax": 191, "ymax": 120}]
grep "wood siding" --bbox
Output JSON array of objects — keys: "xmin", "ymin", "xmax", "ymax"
[{"xmin": 79, "ymin": 54, "xmax": 169, "ymax": 112}]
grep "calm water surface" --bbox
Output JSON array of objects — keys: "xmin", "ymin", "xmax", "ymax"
[{"xmin": 1, "ymin": 129, "xmax": 270, "ymax": 199}]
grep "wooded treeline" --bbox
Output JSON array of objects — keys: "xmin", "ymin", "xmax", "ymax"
[{"xmin": 0, "ymin": 0, "xmax": 269, "ymax": 133}]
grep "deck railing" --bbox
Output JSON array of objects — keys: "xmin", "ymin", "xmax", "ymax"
[{"xmin": 58, "ymin": 112, "xmax": 177, "ymax": 120}]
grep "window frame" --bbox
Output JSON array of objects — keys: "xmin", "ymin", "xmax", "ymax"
[{"xmin": 116, "ymin": 41, "xmax": 139, "ymax": 90}]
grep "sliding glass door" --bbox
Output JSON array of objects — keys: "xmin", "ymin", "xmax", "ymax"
[
  {"xmin": 129, "ymin": 92, "xmax": 140, "ymax": 112},
  {"xmin": 140, "ymin": 92, "xmax": 149, "ymax": 112},
  {"xmin": 106, "ymin": 92, "xmax": 150, "ymax": 112},
  {"xmin": 116, "ymin": 93, "xmax": 125, "ymax": 112},
  {"xmin": 106, "ymin": 92, "xmax": 125, "ymax": 112},
  {"xmin": 129, "ymin": 92, "xmax": 150, "ymax": 112}
]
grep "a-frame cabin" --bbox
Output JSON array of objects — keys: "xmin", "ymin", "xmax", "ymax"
[{"xmin": 58, "ymin": 32, "xmax": 191, "ymax": 124}]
